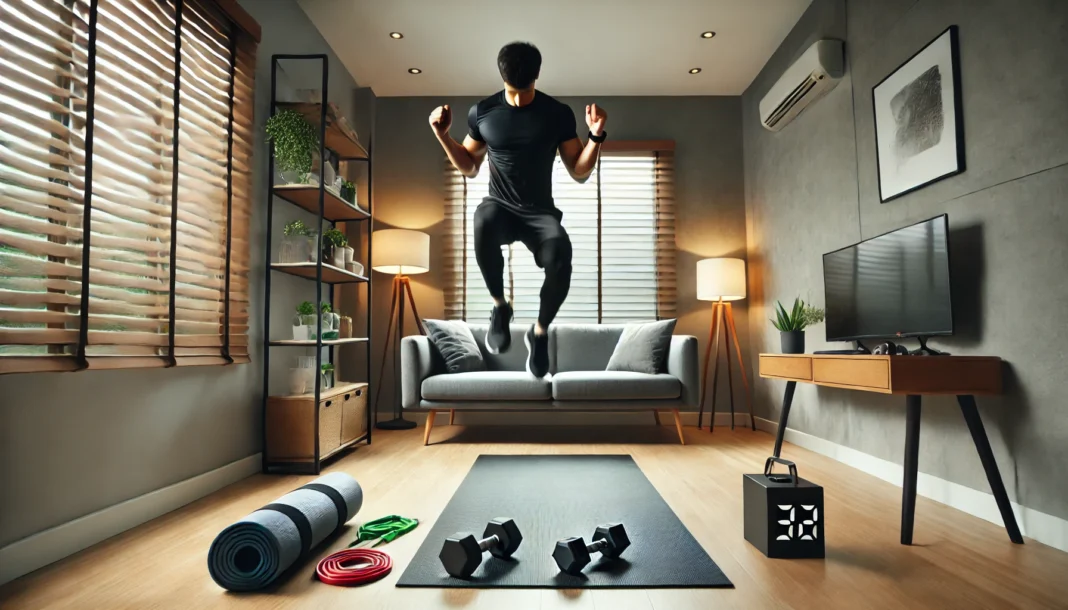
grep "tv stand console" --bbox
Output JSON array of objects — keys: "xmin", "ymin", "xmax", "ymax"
[{"xmin": 758, "ymin": 353, "xmax": 1022, "ymax": 546}]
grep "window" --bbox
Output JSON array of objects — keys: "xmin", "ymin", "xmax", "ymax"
[
  {"xmin": 444, "ymin": 143, "xmax": 675, "ymax": 324},
  {"xmin": 0, "ymin": 0, "xmax": 258, "ymax": 374}
]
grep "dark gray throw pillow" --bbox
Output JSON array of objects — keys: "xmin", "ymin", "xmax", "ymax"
[
  {"xmin": 424, "ymin": 319, "xmax": 485, "ymax": 374},
  {"xmin": 606, "ymin": 319, "xmax": 677, "ymax": 374}
]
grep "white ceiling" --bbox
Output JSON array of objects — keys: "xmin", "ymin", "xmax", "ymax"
[{"xmin": 298, "ymin": 0, "xmax": 812, "ymax": 97}]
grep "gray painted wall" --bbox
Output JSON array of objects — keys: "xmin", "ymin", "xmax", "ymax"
[
  {"xmin": 365, "ymin": 96, "xmax": 749, "ymax": 416},
  {"xmin": 743, "ymin": 0, "xmax": 1068, "ymax": 520},
  {"xmin": 0, "ymin": 0, "xmax": 364, "ymax": 548}
]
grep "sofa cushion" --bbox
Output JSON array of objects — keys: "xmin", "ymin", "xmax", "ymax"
[
  {"xmin": 552, "ymin": 371, "xmax": 681, "ymax": 401},
  {"xmin": 424, "ymin": 319, "xmax": 485, "ymax": 373},
  {"xmin": 606, "ymin": 319, "xmax": 677, "ymax": 374},
  {"xmin": 422, "ymin": 372, "xmax": 552, "ymax": 401},
  {"xmin": 551, "ymin": 325, "xmax": 625, "ymax": 372}
]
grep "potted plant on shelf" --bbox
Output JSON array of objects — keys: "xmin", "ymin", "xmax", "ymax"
[
  {"xmin": 771, "ymin": 297, "xmax": 825, "ymax": 354},
  {"xmin": 266, "ymin": 109, "xmax": 318, "ymax": 184},
  {"xmin": 340, "ymin": 180, "xmax": 356, "ymax": 204},
  {"xmin": 293, "ymin": 300, "xmax": 316, "ymax": 340},
  {"xmin": 320, "ymin": 302, "xmax": 340, "ymax": 340},
  {"xmin": 321, "ymin": 363, "xmax": 335, "ymax": 390},
  {"xmin": 323, "ymin": 228, "xmax": 349, "ymax": 268},
  {"xmin": 281, "ymin": 220, "xmax": 310, "ymax": 263}
]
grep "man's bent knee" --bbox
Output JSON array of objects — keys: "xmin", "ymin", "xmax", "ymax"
[{"xmin": 539, "ymin": 237, "xmax": 572, "ymax": 271}]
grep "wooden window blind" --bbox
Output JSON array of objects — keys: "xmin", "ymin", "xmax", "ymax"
[
  {"xmin": 0, "ymin": 0, "xmax": 257, "ymax": 374},
  {"xmin": 444, "ymin": 142, "xmax": 676, "ymax": 324}
]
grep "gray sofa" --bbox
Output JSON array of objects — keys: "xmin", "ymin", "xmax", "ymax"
[{"xmin": 401, "ymin": 324, "xmax": 699, "ymax": 445}]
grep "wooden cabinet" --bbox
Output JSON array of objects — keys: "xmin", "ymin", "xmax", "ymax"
[
  {"xmin": 264, "ymin": 382, "xmax": 369, "ymax": 473},
  {"xmin": 341, "ymin": 385, "xmax": 368, "ymax": 444}
]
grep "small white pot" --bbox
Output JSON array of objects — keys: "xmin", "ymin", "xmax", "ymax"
[
  {"xmin": 343, "ymin": 246, "xmax": 354, "ymax": 265},
  {"xmin": 330, "ymin": 246, "xmax": 346, "ymax": 268},
  {"xmin": 292, "ymin": 325, "xmax": 310, "ymax": 341}
]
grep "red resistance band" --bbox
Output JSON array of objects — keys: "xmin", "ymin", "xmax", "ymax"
[{"xmin": 316, "ymin": 548, "xmax": 392, "ymax": 586}]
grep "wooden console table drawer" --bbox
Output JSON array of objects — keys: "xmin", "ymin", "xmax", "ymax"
[
  {"xmin": 759, "ymin": 355, "xmax": 812, "ymax": 381},
  {"xmin": 812, "ymin": 357, "xmax": 889, "ymax": 391}
]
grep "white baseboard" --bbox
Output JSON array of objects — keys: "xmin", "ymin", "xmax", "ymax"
[
  {"xmin": 0, "ymin": 453, "xmax": 262, "ymax": 586},
  {"xmin": 754, "ymin": 417, "xmax": 1068, "ymax": 553}
]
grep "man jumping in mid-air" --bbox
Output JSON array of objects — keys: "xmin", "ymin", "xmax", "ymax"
[{"xmin": 429, "ymin": 41, "xmax": 608, "ymax": 378}]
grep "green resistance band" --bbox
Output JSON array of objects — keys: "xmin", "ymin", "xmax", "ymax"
[{"xmin": 349, "ymin": 515, "xmax": 419, "ymax": 549}]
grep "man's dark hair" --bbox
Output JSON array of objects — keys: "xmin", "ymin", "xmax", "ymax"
[{"xmin": 497, "ymin": 42, "xmax": 541, "ymax": 89}]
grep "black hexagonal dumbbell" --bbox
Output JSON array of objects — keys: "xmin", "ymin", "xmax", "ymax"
[
  {"xmin": 439, "ymin": 518, "xmax": 523, "ymax": 578},
  {"xmin": 552, "ymin": 523, "xmax": 630, "ymax": 575}
]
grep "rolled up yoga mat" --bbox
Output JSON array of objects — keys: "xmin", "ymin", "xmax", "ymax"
[{"xmin": 208, "ymin": 472, "xmax": 363, "ymax": 591}]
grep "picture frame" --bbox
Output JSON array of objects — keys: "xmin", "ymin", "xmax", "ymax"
[{"xmin": 873, "ymin": 25, "xmax": 965, "ymax": 203}]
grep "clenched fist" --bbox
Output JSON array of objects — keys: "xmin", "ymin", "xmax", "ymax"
[
  {"xmin": 585, "ymin": 103, "xmax": 607, "ymax": 137},
  {"xmin": 429, "ymin": 104, "xmax": 452, "ymax": 137}
]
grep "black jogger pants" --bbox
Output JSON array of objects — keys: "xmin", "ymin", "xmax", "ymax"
[{"xmin": 472, "ymin": 199, "xmax": 572, "ymax": 328}]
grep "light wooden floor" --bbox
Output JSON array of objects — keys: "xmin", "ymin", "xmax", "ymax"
[{"xmin": 2, "ymin": 424, "xmax": 1066, "ymax": 610}]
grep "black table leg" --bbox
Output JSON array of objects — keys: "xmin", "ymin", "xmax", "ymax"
[
  {"xmin": 957, "ymin": 395, "xmax": 1025, "ymax": 544},
  {"xmin": 772, "ymin": 381, "xmax": 796, "ymax": 458},
  {"xmin": 901, "ymin": 395, "xmax": 922, "ymax": 545}
]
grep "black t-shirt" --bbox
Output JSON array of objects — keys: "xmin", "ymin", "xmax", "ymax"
[{"xmin": 468, "ymin": 90, "xmax": 577, "ymax": 215}]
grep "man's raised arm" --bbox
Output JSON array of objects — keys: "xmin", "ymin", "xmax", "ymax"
[
  {"xmin": 559, "ymin": 103, "xmax": 607, "ymax": 183},
  {"xmin": 430, "ymin": 104, "xmax": 486, "ymax": 178}
]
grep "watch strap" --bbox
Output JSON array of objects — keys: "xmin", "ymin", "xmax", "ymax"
[{"xmin": 588, "ymin": 130, "xmax": 607, "ymax": 143}]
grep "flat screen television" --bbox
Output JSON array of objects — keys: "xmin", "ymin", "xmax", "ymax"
[{"xmin": 823, "ymin": 214, "xmax": 953, "ymax": 342}]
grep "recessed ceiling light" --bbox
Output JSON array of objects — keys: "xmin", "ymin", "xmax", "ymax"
[
  {"xmin": 700, "ymin": 31, "xmax": 716, "ymax": 39},
  {"xmin": 408, "ymin": 68, "xmax": 422, "ymax": 74},
  {"xmin": 689, "ymin": 68, "xmax": 702, "ymax": 74},
  {"xmin": 389, "ymin": 32, "xmax": 403, "ymax": 39}
]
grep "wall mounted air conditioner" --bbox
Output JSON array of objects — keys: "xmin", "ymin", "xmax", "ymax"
[{"xmin": 759, "ymin": 39, "xmax": 845, "ymax": 131}]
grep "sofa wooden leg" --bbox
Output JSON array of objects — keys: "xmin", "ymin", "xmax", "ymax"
[
  {"xmin": 653, "ymin": 410, "xmax": 661, "ymax": 426},
  {"xmin": 449, "ymin": 409, "xmax": 455, "ymax": 425},
  {"xmin": 424, "ymin": 410, "xmax": 437, "ymax": 446},
  {"xmin": 672, "ymin": 409, "xmax": 685, "ymax": 445}
]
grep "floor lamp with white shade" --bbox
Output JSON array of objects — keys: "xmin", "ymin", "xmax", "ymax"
[
  {"xmin": 696, "ymin": 257, "xmax": 755, "ymax": 431},
  {"xmin": 372, "ymin": 229, "xmax": 429, "ymax": 430}
]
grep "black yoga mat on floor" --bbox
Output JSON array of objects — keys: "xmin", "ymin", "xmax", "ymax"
[{"xmin": 396, "ymin": 454, "xmax": 732, "ymax": 589}]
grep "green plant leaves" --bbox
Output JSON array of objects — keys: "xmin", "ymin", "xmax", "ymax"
[
  {"xmin": 266, "ymin": 109, "xmax": 318, "ymax": 176},
  {"xmin": 283, "ymin": 219, "xmax": 309, "ymax": 236},
  {"xmin": 323, "ymin": 228, "xmax": 347, "ymax": 248},
  {"xmin": 769, "ymin": 297, "xmax": 825, "ymax": 332}
]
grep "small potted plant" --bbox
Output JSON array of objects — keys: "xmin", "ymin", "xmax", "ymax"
[
  {"xmin": 293, "ymin": 300, "xmax": 316, "ymax": 340},
  {"xmin": 771, "ymin": 297, "xmax": 825, "ymax": 354},
  {"xmin": 265, "ymin": 109, "xmax": 318, "ymax": 184},
  {"xmin": 281, "ymin": 219, "xmax": 309, "ymax": 263},
  {"xmin": 320, "ymin": 302, "xmax": 340, "ymax": 340},
  {"xmin": 340, "ymin": 180, "xmax": 356, "ymax": 204},
  {"xmin": 323, "ymin": 228, "xmax": 348, "ymax": 268},
  {"xmin": 321, "ymin": 363, "xmax": 335, "ymax": 390}
]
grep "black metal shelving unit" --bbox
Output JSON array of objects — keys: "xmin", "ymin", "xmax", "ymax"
[{"xmin": 262, "ymin": 54, "xmax": 373, "ymax": 474}]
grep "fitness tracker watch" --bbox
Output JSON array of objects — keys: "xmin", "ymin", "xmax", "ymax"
[{"xmin": 588, "ymin": 130, "xmax": 607, "ymax": 143}]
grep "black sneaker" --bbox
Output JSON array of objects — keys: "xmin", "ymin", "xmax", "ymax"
[
  {"xmin": 486, "ymin": 302, "xmax": 513, "ymax": 354},
  {"xmin": 525, "ymin": 325, "xmax": 550, "ymax": 378}
]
